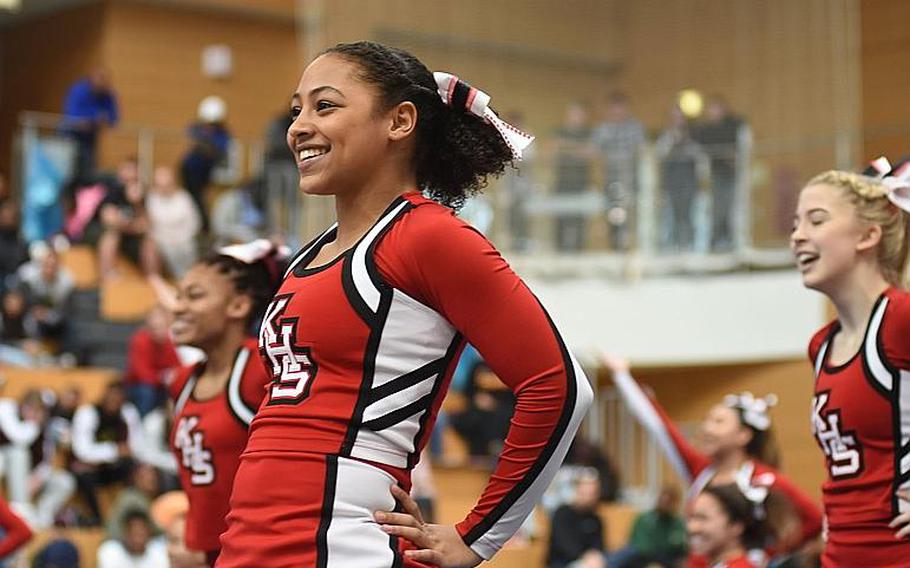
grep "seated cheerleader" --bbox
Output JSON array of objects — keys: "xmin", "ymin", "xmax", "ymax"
[{"xmin": 688, "ymin": 484, "xmax": 765, "ymax": 568}]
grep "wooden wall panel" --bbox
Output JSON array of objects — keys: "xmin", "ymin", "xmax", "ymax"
[
  {"xmin": 860, "ymin": 0, "xmax": 910, "ymax": 161},
  {"xmin": 0, "ymin": 3, "xmax": 105, "ymax": 176},
  {"xmin": 99, "ymin": 0, "xmax": 299, "ymax": 172},
  {"xmin": 317, "ymin": 0, "xmax": 621, "ymax": 140}
]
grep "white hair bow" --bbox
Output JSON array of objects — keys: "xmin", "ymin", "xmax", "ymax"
[
  {"xmin": 724, "ymin": 392, "xmax": 778, "ymax": 432},
  {"xmin": 433, "ymin": 72, "xmax": 535, "ymax": 161},
  {"xmin": 869, "ymin": 156, "xmax": 910, "ymax": 213},
  {"xmin": 218, "ymin": 239, "xmax": 291, "ymax": 264}
]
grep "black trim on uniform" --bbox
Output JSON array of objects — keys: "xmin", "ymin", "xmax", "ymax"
[
  {"xmin": 364, "ymin": 357, "xmax": 445, "ymax": 405},
  {"xmin": 859, "ymin": 295, "xmax": 896, "ymax": 401},
  {"xmin": 291, "ymin": 226, "xmax": 340, "ymax": 278},
  {"xmin": 225, "ymin": 347, "xmax": 255, "ymax": 429},
  {"xmin": 341, "ymin": 286, "xmax": 393, "ymax": 456},
  {"xmin": 340, "ymin": 197, "xmax": 414, "ymax": 326},
  {"xmin": 407, "ymin": 334, "xmax": 464, "ymax": 469},
  {"xmin": 363, "ymin": 199, "xmax": 415, "ymax": 304},
  {"xmin": 361, "ymin": 392, "xmax": 435, "ymax": 432},
  {"xmin": 340, "ymin": 197, "xmax": 417, "ymax": 455},
  {"xmin": 461, "ymin": 298, "xmax": 579, "ymax": 546},
  {"xmin": 315, "ymin": 455, "xmax": 339, "ymax": 568}
]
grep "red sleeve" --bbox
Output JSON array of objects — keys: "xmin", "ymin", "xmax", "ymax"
[
  {"xmin": 240, "ymin": 339, "xmax": 271, "ymax": 412},
  {"xmin": 770, "ymin": 471, "xmax": 823, "ymax": 547},
  {"xmin": 647, "ymin": 391, "xmax": 711, "ymax": 478},
  {"xmin": 375, "ymin": 201, "xmax": 593, "ymax": 559},
  {"xmin": 0, "ymin": 498, "xmax": 31, "ymax": 557},
  {"xmin": 125, "ymin": 330, "xmax": 156, "ymax": 385}
]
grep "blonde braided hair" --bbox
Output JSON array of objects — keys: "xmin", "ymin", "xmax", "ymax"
[{"xmin": 807, "ymin": 170, "xmax": 910, "ymax": 285}]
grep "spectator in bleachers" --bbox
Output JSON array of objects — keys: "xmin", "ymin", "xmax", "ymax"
[
  {"xmin": 546, "ymin": 468, "xmax": 607, "ymax": 568},
  {"xmin": 449, "ymin": 361, "xmax": 514, "ymax": 466},
  {"xmin": 16, "ymin": 245, "xmax": 75, "ymax": 354},
  {"xmin": 61, "ymin": 68, "xmax": 119, "ymax": 183},
  {"xmin": 592, "ymin": 92, "xmax": 646, "ymax": 251},
  {"xmin": 181, "ymin": 96, "xmax": 232, "ymax": 233},
  {"xmin": 210, "ymin": 178, "xmax": 266, "ymax": 247},
  {"xmin": 0, "ymin": 201, "xmax": 29, "ymax": 293},
  {"xmin": 87, "ymin": 160, "xmax": 162, "ymax": 281},
  {"xmin": 552, "ymin": 102, "xmax": 594, "ymax": 251},
  {"xmin": 0, "ymin": 288, "xmax": 40, "ymax": 367},
  {"xmin": 609, "ymin": 485, "xmax": 687, "ymax": 568},
  {"xmin": 694, "ymin": 95, "xmax": 748, "ymax": 252},
  {"xmin": 71, "ymin": 382, "xmax": 174, "ymax": 525},
  {"xmin": 0, "ymin": 289, "xmax": 28, "ymax": 344},
  {"xmin": 97, "ymin": 508, "xmax": 168, "ymax": 568},
  {"xmin": 106, "ymin": 464, "xmax": 161, "ymax": 542},
  {"xmin": 0, "ymin": 390, "xmax": 75, "ymax": 529},
  {"xmin": 49, "ymin": 385, "xmax": 81, "ymax": 426},
  {"xmin": 565, "ymin": 433, "xmax": 620, "ymax": 503},
  {"xmin": 124, "ymin": 305, "xmax": 180, "ymax": 417},
  {"xmin": 655, "ymin": 103, "xmax": 709, "ymax": 252},
  {"xmin": 146, "ymin": 166, "xmax": 200, "ymax": 279},
  {"xmin": 33, "ymin": 537, "xmax": 81, "ymax": 568}
]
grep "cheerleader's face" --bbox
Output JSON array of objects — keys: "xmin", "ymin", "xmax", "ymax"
[
  {"xmin": 287, "ymin": 53, "xmax": 414, "ymax": 197},
  {"xmin": 687, "ymin": 492, "xmax": 743, "ymax": 559},
  {"xmin": 701, "ymin": 405, "xmax": 751, "ymax": 458},
  {"xmin": 171, "ymin": 264, "xmax": 248, "ymax": 349},
  {"xmin": 791, "ymin": 184, "xmax": 871, "ymax": 292}
]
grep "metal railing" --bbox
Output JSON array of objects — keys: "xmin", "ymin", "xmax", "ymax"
[{"xmin": 14, "ymin": 111, "xmax": 858, "ymax": 276}]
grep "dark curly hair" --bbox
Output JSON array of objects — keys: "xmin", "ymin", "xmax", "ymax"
[
  {"xmin": 320, "ymin": 41, "xmax": 514, "ymax": 209},
  {"xmin": 203, "ymin": 254, "xmax": 283, "ymax": 327}
]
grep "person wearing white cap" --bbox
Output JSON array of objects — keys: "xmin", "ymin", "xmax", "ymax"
[{"xmin": 179, "ymin": 95, "xmax": 230, "ymax": 232}]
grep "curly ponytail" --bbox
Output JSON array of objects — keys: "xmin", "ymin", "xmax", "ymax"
[{"xmin": 321, "ymin": 41, "xmax": 513, "ymax": 209}]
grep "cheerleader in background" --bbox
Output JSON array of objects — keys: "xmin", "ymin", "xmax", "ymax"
[
  {"xmin": 688, "ymin": 484, "xmax": 765, "ymax": 568},
  {"xmin": 166, "ymin": 240, "xmax": 282, "ymax": 566},
  {"xmin": 601, "ymin": 354, "xmax": 821, "ymax": 566}
]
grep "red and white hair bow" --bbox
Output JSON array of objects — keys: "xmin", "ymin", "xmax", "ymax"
[
  {"xmin": 869, "ymin": 156, "xmax": 910, "ymax": 212},
  {"xmin": 218, "ymin": 239, "xmax": 291, "ymax": 282},
  {"xmin": 433, "ymin": 72, "xmax": 535, "ymax": 161},
  {"xmin": 724, "ymin": 391, "xmax": 778, "ymax": 431}
]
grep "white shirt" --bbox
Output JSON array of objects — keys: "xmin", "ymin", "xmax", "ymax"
[
  {"xmin": 71, "ymin": 403, "xmax": 176, "ymax": 471},
  {"xmin": 97, "ymin": 537, "xmax": 169, "ymax": 568}
]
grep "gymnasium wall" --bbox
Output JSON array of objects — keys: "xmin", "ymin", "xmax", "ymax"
[
  {"xmin": 97, "ymin": 0, "xmax": 299, "ymax": 173},
  {"xmin": 0, "ymin": 3, "xmax": 106, "ymax": 175},
  {"xmin": 860, "ymin": 0, "xmax": 910, "ymax": 161}
]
